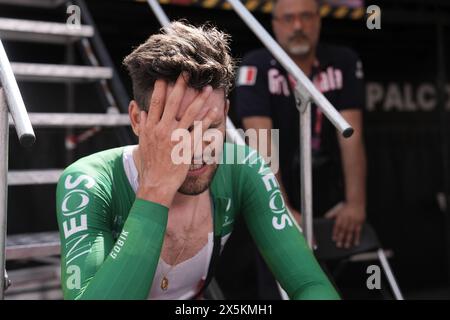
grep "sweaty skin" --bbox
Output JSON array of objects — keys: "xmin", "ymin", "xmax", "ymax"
[{"xmin": 56, "ymin": 143, "xmax": 340, "ymax": 300}]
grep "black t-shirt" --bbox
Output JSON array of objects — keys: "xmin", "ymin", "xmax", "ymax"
[{"xmin": 234, "ymin": 44, "xmax": 365, "ymax": 215}]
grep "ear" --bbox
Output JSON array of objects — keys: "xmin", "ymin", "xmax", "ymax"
[{"xmin": 128, "ymin": 100, "xmax": 141, "ymax": 137}]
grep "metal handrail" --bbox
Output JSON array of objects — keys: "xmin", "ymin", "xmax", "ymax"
[
  {"xmin": 0, "ymin": 39, "xmax": 35, "ymax": 146},
  {"xmin": 0, "ymin": 38, "xmax": 36, "ymax": 300}
]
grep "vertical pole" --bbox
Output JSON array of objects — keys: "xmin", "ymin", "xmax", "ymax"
[
  {"xmin": 377, "ymin": 249, "xmax": 404, "ymax": 300},
  {"xmin": 299, "ymin": 98, "xmax": 314, "ymax": 248},
  {"xmin": 65, "ymin": 42, "xmax": 75, "ymax": 165},
  {"xmin": 0, "ymin": 89, "xmax": 9, "ymax": 300}
]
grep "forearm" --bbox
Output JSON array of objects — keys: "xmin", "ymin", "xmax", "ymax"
[
  {"xmin": 338, "ymin": 110, "xmax": 367, "ymax": 207},
  {"xmin": 62, "ymin": 199, "xmax": 168, "ymax": 300},
  {"xmin": 340, "ymin": 138, "xmax": 367, "ymax": 207}
]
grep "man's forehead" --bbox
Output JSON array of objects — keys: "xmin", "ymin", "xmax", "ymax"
[{"xmin": 274, "ymin": 0, "xmax": 319, "ymax": 13}]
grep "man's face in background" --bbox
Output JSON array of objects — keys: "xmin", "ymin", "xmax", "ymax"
[{"xmin": 272, "ymin": 0, "xmax": 322, "ymax": 58}]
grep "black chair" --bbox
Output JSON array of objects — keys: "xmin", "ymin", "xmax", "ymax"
[{"xmin": 313, "ymin": 218, "xmax": 404, "ymax": 300}]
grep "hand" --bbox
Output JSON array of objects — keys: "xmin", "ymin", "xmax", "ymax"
[
  {"xmin": 136, "ymin": 74, "xmax": 216, "ymax": 207},
  {"xmin": 325, "ymin": 202, "xmax": 366, "ymax": 249}
]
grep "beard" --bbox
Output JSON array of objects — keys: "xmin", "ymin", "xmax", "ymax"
[
  {"xmin": 286, "ymin": 31, "xmax": 312, "ymax": 57},
  {"xmin": 288, "ymin": 43, "xmax": 311, "ymax": 56},
  {"xmin": 178, "ymin": 163, "xmax": 219, "ymax": 195}
]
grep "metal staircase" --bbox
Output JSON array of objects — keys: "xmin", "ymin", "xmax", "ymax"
[{"xmin": 0, "ymin": 0, "xmax": 134, "ymax": 299}]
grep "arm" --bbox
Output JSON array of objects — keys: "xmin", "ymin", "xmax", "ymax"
[
  {"xmin": 242, "ymin": 116, "xmax": 302, "ymax": 225},
  {"xmin": 325, "ymin": 49, "xmax": 367, "ymax": 248},
  {"xmin": 57, "ymin": 170, "xmax": 168, "ymax": 300},
  {"xmin": 58, "ymin": 75, "xmax": 216, "ymax": 299},
  {"xmin": 238, "ymin": 146, "xmax": 339, "ymax": 300},
  {"xmin": 327, "ymin": 109, "xmax": 367, "ymax": 248}
]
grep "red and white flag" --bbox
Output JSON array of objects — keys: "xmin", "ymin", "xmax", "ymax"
[{"xmin": 237, "ymin": 66, "xmax": 258, "ymax": 86}]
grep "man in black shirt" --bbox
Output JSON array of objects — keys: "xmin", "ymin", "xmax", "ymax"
[
  {"xmin": 235, "ymin": 0, "xmax": 367, "ymax": 250},
  {"xmin": 216, "ymin": 0, "xmax": 367, "ymax": 299}
]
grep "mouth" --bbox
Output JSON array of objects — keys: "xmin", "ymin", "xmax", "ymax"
[
  {"xmin": 188, "ymin": 158, "xmax": 208, "ymax": 175},
  {"xmin": 189, "ymin": 163, "xmax": 206, "ymax": 171}
]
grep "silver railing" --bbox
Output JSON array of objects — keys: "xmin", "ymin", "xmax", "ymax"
[{"xmin": 0, "ymin": 38, "xmax": 36, "ymax": 299}]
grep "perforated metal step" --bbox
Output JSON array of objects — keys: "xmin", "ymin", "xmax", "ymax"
[
  {"xmin": 8, "ymin": 169, "xmax": 63, "ymax": 186},
  {"xmin": 0, "ymin": 18, "xmax": 93, "ymax": 44},
  {"xmin": 6, "ymin": 232, "xmax": 60, "ymax": 261},
  {"xmin": 8, "ymin": 112, "xmax": 130, "ymax": 128},
  {"xmin": 11, "ymin": 63, "xmax": 113, "ymax": 82}
]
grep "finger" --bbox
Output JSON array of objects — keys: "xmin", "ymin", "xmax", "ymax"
[
  {"xmin": 147, "ymin": 80, "xmax": 167, "ymax": 125},
  {"xmin": 190, "ymin": 105, "xmax": 218, "ymax": 158},
  {"xmin": 161, "ymin": 73, "xmax": 189, "ymax": 123},
  {"xmin": 325, "ymin": 210, "xmax": 339, "ymax": 219},
  {"xmin": 334, "ymin": 218, "xmax": 348, "ymax": 248},
  {"xmin": 178, "ymin": 86, "xmax": 213, "ymax": 130},
  {"xmin": 332, "ymin": 215, "xmax": 343, "ymax": 240},
  {"xmin": 343, "ymin": 223, "xmax": 355, "ymax": 249},
  {"xmin": 324, "ymin": 202, "xmax": 344, "ymax": 219},
  {"xmin": 140, "ymin": 110, "xmax": 147, "ymax": 128}
]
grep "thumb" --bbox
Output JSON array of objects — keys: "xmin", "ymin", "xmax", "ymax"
[
  {"xmin": 325, "ymin": 202, "xmax": 344, "ymax": 219},
  {"xmin": 325, "ymin": 210, "xmax": 338, "ymax": 219}
]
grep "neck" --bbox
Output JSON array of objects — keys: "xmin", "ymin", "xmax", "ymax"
[
  {"xmin": 292, "ymin": 50, "xmax": 316, "ymax": 77},
  {"xmin": 172, "ymin": 190, "xmax": 206, "ymax": 207}
]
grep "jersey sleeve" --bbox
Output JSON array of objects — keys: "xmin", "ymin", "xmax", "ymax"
[
  {"xmin": 237, "ymin": 146, "xmax": 340, "ymax": 300},
  {"xmin": 234, "ymin": 51, "xmax": 272, "ymax": 119},
  {"xmin": 56, "ymin": 167, "xmax": 168, "ymax": 300},
  {"xmin": 337, "ymin": 49, "xmax": 365, "ymax": 111}
]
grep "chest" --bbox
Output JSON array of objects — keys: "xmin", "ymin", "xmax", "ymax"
[{"xmin": 160, "ymin": 196, "xmax": 214, "ymax": 266}]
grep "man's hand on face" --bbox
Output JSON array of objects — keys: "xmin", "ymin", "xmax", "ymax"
[
  {"xmin": 136, "ymin": 74, "xmax": 217, "ymax": 207},
  {"xmin": 325, "ymin": 202, "xmax": 366, "ymax": 249}
]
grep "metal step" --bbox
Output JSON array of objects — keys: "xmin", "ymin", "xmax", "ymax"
[
  {"xmin": 8, "ymin": 169, "xmax": 63, "ymax": 186},
  {"xmin": 0, "ymin": 0, "xmax": 65, "ymax": 8},
  {"xmin": 0, "ymin": 18, "xmax": 94, "ymax": 44},
  {"xmin": 5, "ymin": 264, "xmax": 62, "ymax": 300},
  {"xmin": 9, "ymin": 113, "xmax": 130, "ymax": 128},
  {"xmin": 11, "ymin": 63, "xmax": 113, "ymax": 82},
  {"xmin": 6, "ymin": 232, "xmax": 60, "ymax": 261}
]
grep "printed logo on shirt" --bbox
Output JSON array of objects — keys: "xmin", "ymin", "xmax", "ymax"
[
  {"xmin": 312, "ymin": 67, "xmax": 343, "ymax": 93},
  {"xmin": 237, "ymin": 66, "xmax": 258, "ymax": 86},
  {"xmin": 268, "ymin": 68, "xmax": 290, "ymax": 97},
  {"xmin": 242, "ymin": 150, "xmax": 293, "ymax": 231},
  {"xmin": 222, "ymin": 215, "xmax": 234, "ymax": 227},
  {"xmin": 61, "ymin": 174, "xmax": 96, "ymax": 290}
]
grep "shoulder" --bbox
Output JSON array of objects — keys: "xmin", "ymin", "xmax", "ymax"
[
  {"xmin": 241, "ymin": 48, "xmax": 276, "ymax": 68},
  {"xmin": 217, "ymin": 143, "xmax": 272, "ymax": 183},
  {"xmin": 57, "ymin": 146, "xmax": 125, "ymax": 192},
  {"xmin": 318, "ymin": 43, "xmax": 361, "ymax": 66}
]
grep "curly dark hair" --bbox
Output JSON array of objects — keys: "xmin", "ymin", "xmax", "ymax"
[{"xmin": 123, "ymin": 21, "xmax": 236, "ymax": 111}]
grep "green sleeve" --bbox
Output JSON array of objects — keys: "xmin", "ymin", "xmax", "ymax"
[
  {"xmin": 56, "ymin": 169, "xmax": 168, "ymax": 300},
  {"xmin": 238, "ymin": 148, "xmax": 340, "ymax": 300}
]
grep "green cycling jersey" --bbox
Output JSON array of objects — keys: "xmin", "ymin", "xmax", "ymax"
[{"xmin": 56, "ymin": 142, "xmax": 340, "ymax": 300}]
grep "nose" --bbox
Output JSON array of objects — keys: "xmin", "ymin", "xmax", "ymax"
[{"xmin": 292, "ymin": 17, "xmax": 303, "ymax": 31}]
